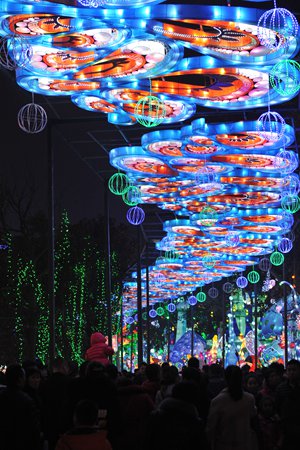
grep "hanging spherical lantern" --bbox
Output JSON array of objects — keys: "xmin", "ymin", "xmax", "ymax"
[
  {"xmin": 247, "ymin": 270, "xmax": 260, "ymax": 284},
  {"xmin": 126, "ymin": 206, "xmax": 145, "ymax": 225},
  {"xmin": 202, "ymin": 255, "xmax": 216, "ymax": 269},
  {"xmin": 225, "ymin": 231, "xmax": 240, "ymax": 248},
  {"xmin": 257, "ymin": 8, "xmax": 298, "ymax": 50},
  {"xmin": 188, "ymin": 295, "xmax": 197, "ymax": 306},
  {"xmin": 122, "ymin": 185, "xmax": 141, "ymax": 206},
  {"xmin": 167, "ymin": 302, "xmax": 176, "ymax": 313},
  {"xmin": 281, "ymin": 174, "xmax": 300, "ymax": 196},
  {"xmin": 126, "ymin": 316, "xmax": 134, "ymax": 324},
  {"xmin": 270, "ymin": 250, "xmax": 285, "ymax": 266},
  {"xmin": 108, "ymin": 172, "xmax": 131, "ymax": 195},
  {"xmin": 208, "ymin": 287, "xmax": 219, "ymax": 299},
  {"xmin": 156, "ymin": 306, "xmax": 164, "ymax": 316},
  {"xmin": 259, "ymin": 257, "xmax": 271, "ymax": 272},
  {"xmin": 17, "ymin": 103, "xmax": 47, "ymax": 134},
  {"xmin": 270, "ymin": 59, "xmax": 300, "ymax": 97},
  {"xmin": 236, "ymin": 275, "xmax": 248, "ymax": 289},
  {"xmin": 281, "ymin": 194, "xmax": 300, "ymax": 213},
  {"xmin": 256, "ymin": 111, "xmax": 286, "ymax": 142},
  {"xmin": 0, "ymin": 34, "xmax": 32, "ymax": 70},
  {"xmin": 158, "ymin": 235, "xmax": 173, "ymax": 251},
  {"xmin": 275, "ymin": 149, "xmax": 298, "ymax": 175},
  {"xmin": 195, "ymin": 166, "xmax": 216, "ymax": 185},
  {"xmin": 197, "ymin": 291, "xmax": 206, "ymax": 303},
  {"xmin": 278, "ymin": 237, "xmax": 293, "ymax": 253},
  {"xmin": 149, "ymin": 308, "xmax": 157, "ymax": 318},
  {"xmin": 223, "ymin": 282, "xmax": 233, "ymax": 294},
  {"xmin": 281, "ymin": 211, "xmax": 294, "ymax": 231},
  {"xmin": 165, "ymin": 249, "xmax": 180, "ymax": 262},
  {"xmin": 197, "ymin": 206, "xmax": 218, "ymax": 227},
  {"xmin": 134, "ymin": 95, "xmax": 166, "ymax": 128}
]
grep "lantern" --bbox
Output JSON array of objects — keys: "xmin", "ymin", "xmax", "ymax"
[
  {"xmin": 225, "ymin": 231, "xmax": 240, "ymax": 248},
  {"xmin": 122, "ymin": 185, "xmax": 141, "ymax": 206},
  {"xmin": 270, "ymin": 250, "xmax": 284, "ymax": 266},
  {"xmin": 167, "ymin": 303, "xmax": 176, "ymax": 313},
  {"xmin": 270, "ymin": 59, "xmax": 300, "ymax": 97},
  {"xmin": 202, "ymin": 255, "xmax": 216, "ymax": 269},
  {"xmin": 126, "ymin": 316, "xmax": 134, "ymax": 324},
  {"xmin": 256, "ymin": 111, "xmax": 286, "ymax": 142},
  {"xmin": 197, "ymin": 291, "xmax": 206, "ymax": 303},
  {"xmin": 195, "ymin": 166, "xmax": 216, "ymax": 185},
  {"xmin": 223, "ymin": 282, "xmax": 233, "ymax": 294},
  {"xmin": 281, "ymin": 174, "xmax": 300, "ymax": 196},
  {"xmin": 247, "ymin": 270, "xmax": 260, "ymax": 284},
  {"xmin": 156, "ymin": 306, "xmax": 164, "ymax": 316},
  {"xmin": 165, "ymin": 249, "xmax": 180, "ymax": 262},
  {"xmin": 257, "ymin": 8, "xmax": 298, "ymax": 50},
  {"xmin": 208, "ymin": 287, "xmax": 219, "ymax": 299},
  {"xmin": 149, "ymin": 309, "xmax": 157, "ymax": 318},
  {"xmin": 278, "ymin": 237, "xmax": 293, "ymax": 253},
  {"xmin": 0, "ymin": 34, "xmax": 32, "ymax": 70},
  {"xmin": 275, "ymin": 149, "xmax": 298, "ymax": 175},
  {"xmin": 108, "ymin": 172, "xmax": 131, "ymax": 195},
  {"xmin": 188, "ymin": 295, "xmax": 197, "ymax": 306},
  {"xmin": 259, "ymin": 257, "xmax": 271, "ymax": 272},
  {"xmin": 134, "ymin": 95, "xmax": 166, "ymax": 127},
  {"xmin": 126, "ymin": 206, "xmax": 145, "ymax": 225},
  {"xmin": 236, "ymin": 276, "xmax": 248, "ymax": 289},
  {"xmin": 281, "ymin": 194, "xmax": 300, "ymax": 213},
  {"xmin": 18, "ymin": 103, "xmax": 47, "ymax": 134}
]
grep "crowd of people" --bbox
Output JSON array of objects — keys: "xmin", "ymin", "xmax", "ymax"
[{"xmin": 0, "ymin": 351, "xmax": 300, "ymax": 450}]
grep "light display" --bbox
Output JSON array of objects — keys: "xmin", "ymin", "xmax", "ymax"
[
  {"xmin": 256, "ymin": 111, "xmax": 286, "ymax": 142},
  {"xmin": 122, "ymin": 185, "xmax": 141, "ymax": 206},
  {"xmin": 278, "ymin": 237, "xmax": 293, "ymax": 253},
  {"xmin": 236, "ymin": 275, "xmax": 248, "ymax": 289},
  {"xmin": 281, "ymin": 194, "xmax": 300, "ymax": 213},
  {"xmin": 134, "ymin": 94, "xmax": 166, "ymax": 128},
  {"xmin": 208, "ymin": 287, "xmax": 219, "ymax": 299}
]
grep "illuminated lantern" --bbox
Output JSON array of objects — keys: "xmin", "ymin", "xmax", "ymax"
[
  {"xmin": 122, "ymin": 185, "xmax": 141, "ymax": 206},
  {"xmin": 256, "ymin": 111, "xmax": 286, "ymax": 142},
  {"xmin": 0, "ymin": 34, "xmax": 32, "ymax": 70},
  {"xmin": 167, "ymin": 303, "xmax": 176, "ymax": 313},
  {"xmin": 149, "ymin": 309, "xmax": 157, "ymax": 318},
  {"xmin": 202, "ymin": 255, "xmax": 216, "ymax": 269},
  {"xmin": 225, "ymin": 231, "xmax": 240, "ymax": 248},
  {"xmin": 158, "ymin": 236, "xmax": 173, "ymax": 251},
  {"xmin": 134, "ymin": 95, "xmax": 166, "ymax": 128},
  {"xmin": 188, "ymin": 295, "xmax": 197, "ymax": 306},
  {"xmin": 208, "ymin": 287, "xmax": 219, "ymax": 299},
  {"xmin": 197, "ymin": 206, "xmax": 218, "ymax": 226},
  {"xmin": 126, "ymin": 206, "xmax": 145, "ymax": 225},
  {"xmin": 282, "ymin": 174, "xmax": 300, "ymax": 196},
  {"xmin": 257, "ymin": 8, "xmax": 298, "ymax": 50},
  {"xmin": 153, "ymin": 272, "xmax": 166, "ymax": 287},
  {"xmin": 259, "ymin": 257, "xmax": 271, "ymax": 272},
  {"xmin": 236, "ymin": 275, "xmax": 248, "ymax": 289},
  {"xmin": 278, "ymin": 237, "xmax": 293, "ymax": 253},
  {"xmin": 270, "ymin": 59, "xmax": 300, "ymax": 96},
  {"xmin": 165, "ymin": 249, "xmax": 179, "ymax": 262},
  {"xmin": 281, "ymin": 211, "xmax": 294, "ymax": 230},
  {"xmin": 281, "ymin": 194, "xmax": 300, "ymax": 213},
  {"xmin": 195, "ymin": 166, "xmax": 216, "ymax": 185},
  {"xmin": 223, "ymin": 282, "xmax": 233, "ymax": 294},
  {"xmin": 156, "ymin": 306, "xmax": 164, "ymax": 316},
  {"xmin": 17, "ymin": 103, "xmax": 47, "ymax": 134},
  {"xmin": 247, "ymin": 270, "xmax": 260, "ymax": 284},
  {"xmin": 108, "ymin": 172, "xmax": 131, "ymax": 195},
  {"xmin": 270, "ymin": 250, "xmax": 284, "ymax": 266},
  {"xmin": 275, "ymin": 149, "xmax": 298, "ymax": 174},
  {"xmin": 126, "ymin": 316, "xmax": 134, "ymax": 324},
  {"xmin": 197, "ymin": 291, "xmax": 206, "ymax": 303}
]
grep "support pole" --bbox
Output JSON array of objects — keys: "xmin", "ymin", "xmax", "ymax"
[
  {"xmin": 222, "ymin": 292, "xmax": 226, "ymax": 366},
  {"xmin": 146, "ymin": 244, "xmax": 150, "ymax": 364},
  {"xmin": 120, "ymin": 296, "xmax": 124, "ymax": 371},
  {"xmin": 282, "ymin": 265, "xmax": 288, "ymax": 367},
  {"xmin": 254, "ymin": 285, "xmax": 258, "ymax": 371},
  {"xmin": 104, "ymin": 181, "xmax": 112, "ymax": 349},
  {"xmin": 191, "ymin": 306, "xmax": 194, "ymax": 357},
  {"xmin": 137, "ymin": 227, "xmax": 143, "ymax": 366}
]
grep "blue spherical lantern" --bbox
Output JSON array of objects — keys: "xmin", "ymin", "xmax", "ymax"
[
  {"xmin": 149, "ymin": 309, "xmax": 157, "ymax": 318},
  {"xmin": 126, "ymin": 316, "xmax": 134, "ymax": 324},
  {"xmin": 126, "ymin": 206, "xmax": 145, "ymax": 225},
  {"xmin": 257, "ymin": 8, "xmax": 298, "ymax": 50},
  {"xmin": 275, "ymin": 149, "xmax": 298, "ymax": 175},
  {"xmin": 223, "ymin": 282, "xmax": 233, "ymax": 294},
  {"xmin": 278, "ymin": 237, "xmax": 293, "ymax": 253},
  {"xmin": 225, "ymin": 231, "xmax": 240, "ymax": 248},
  {"xmin": 167, "ymin": 303, "xmax": 176, "ymax": 313},
  {"xmin": 195, "ymin": 166, "xmax": 216, "ymax": 185},
  {"xmin": 270, "ymin": 59, "xmax": 300, "ymax": 97},
  {"xmin": 236, "ymin": 275, "xmax": 248, "ymax": 289},
  {"xmin": 282, "ymin": 174, "xmax": 300, "ymax": 196},
  {"xmin": 281, "ymin": 211, "xmax": 294, "ymax": 230},
  {"xmin": 256, "ymin": 111, "xmax": 286, "ymax": 142},
  {"xmin": 208, "ymin": 287, "xmax": 219, "ymax": 299},
  {"xmin": 188, "ymin": 295, "xmax": 197, "ymax": 306},
  {"xmin": 259, "ymin": 257, "xmax": 271, "ymax": 272}
]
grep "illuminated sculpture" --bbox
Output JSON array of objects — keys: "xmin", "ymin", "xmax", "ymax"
[
  {"xmin": 122, "ymin": 185, "xmax": 141, "ymax": 206},
  {"xmin": 270, "ymin": 249, "xmax": 285, "ymax": 266}
]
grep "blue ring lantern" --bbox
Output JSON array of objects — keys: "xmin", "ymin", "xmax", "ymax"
[
  {"xmin": 278, "ymin": 237, "xmax": 293, "ymax": 253},
  {"xmin": 126, "ymin": 316, "xmax": 134, "ymax": 324},
  {"xmin": 208, "ymin": 287, "xmax": 219, "ymax": 299},
  {"xmin": 223, "ymin": 282, "xmax": 233, "ymax": 294},
  {"xmin": 188, "ymin": 295, "xmax": 197, "ymax": 306},
  {"xmin": 282, "ymin": 174, "xmax": 300, "ymax": 196},
  {"xmin": 256, "ymin": 111, "xmax": 286, "ymax": 143},
  {"xmin": 149, "ymin": 309, "xmax": 157, "ymax": 318},
  {"xmin": 167, "ymin": 303, "xmax": 176, "ymax": 312},
  {"xmin": 236, "ymin": 275, "xmax": 248, "ymax": 288},
  {"xmin": 225, "ymin": 231, "xmax": 240, "ymax": 248},
  {"xmin": 126, "ymin": 206, "xmax": 145, "ymax": 225},
  {"xmin": 275, "ymin": 149, "xmax": 298, "ymax": 175},
  {"xmin": 257, "ymin": 8, "xmax": 299, "ymax": 50}
]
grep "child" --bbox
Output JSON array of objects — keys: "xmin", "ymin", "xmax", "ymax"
[
  {"xmin": 85, "ymin": 332, "xmax": 114, "ymax": 366},
  {"xmin": 257, "ymin": 395, "xmax": 283, "ymax": 450}
]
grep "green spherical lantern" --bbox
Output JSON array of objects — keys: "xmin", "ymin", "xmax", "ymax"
[
  {"xmin": 202, "ymin": 255, "xmax": 216, "ymax": 269},
  {"xmin": 165, "ymin": 249, "xmax": 180, "ymax": 262},
  {"xmin": 134, "ymin": 95, "xmax": 166, "ymax": 128},
  {"xmin": 270, "ymin": 250, "xmax": 285, "ymax": 266},
  {"xmin": 156, "ymin": 306, "xmax": 164, "ymax": 316},
  {"xmin": 281, "ymin": 194, "xmax": 300, "ymax": 213},
  {"xmin": 197, "ymin": 291, "xmax": 207, "ymax": 303},
  {"xmin": 108, "ymin": 172, "xmax": 131, "ymax": 195},
  {"xmin": 122, "ymin": 185, "xmax": 141, "ymax": 206},
  {"xmin": 247, "ymin": 270, "xmax": 260, "ymax": 284},
  {"xmin": 270, "ymin": 59, "xmax": 300, "ymax": 96}
]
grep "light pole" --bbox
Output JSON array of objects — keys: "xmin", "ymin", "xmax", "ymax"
[{"xmin": 279, "ymin": 280, "xmax": 297, "ymax": 367}]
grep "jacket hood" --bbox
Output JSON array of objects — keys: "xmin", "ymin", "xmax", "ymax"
[{"xmin": 90, "ymin": 332, "xmax": 106, "ymax": 345}]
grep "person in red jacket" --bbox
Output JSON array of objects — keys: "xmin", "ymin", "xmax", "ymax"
[{"xmin": 85, "ymin": 332, "xmax": 114, "ymax": 366}]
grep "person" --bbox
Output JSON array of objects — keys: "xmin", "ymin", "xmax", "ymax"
[
  {"xmin": 85, "ymin": 332, "xmax": 114, "ymax": 366},
  {"xmin": 206, "ymin": 365, "xmax": 258, "ymax": 450},
  {"xmin": 244, "ymin": 372, "xmax": 261, "ymax": 406},
  {"xmin": 256, "ymin": 395, "xmax": 283, "ymax": 450},
  {"xmin": 154, "ymin": 364, "xmax": 179, "ymax": 408},
  {"xmin": 141, "ymin": 363, "xmax": 161, "ymax": 402},
  {"xmin": 55, "ymin": 399, "xmax": 112, "ymax": 450}
]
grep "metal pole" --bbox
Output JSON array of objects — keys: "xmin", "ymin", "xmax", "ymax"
[
  {"xmin": 191, "ymin": 306, "xmax": 194, "ymax": 357},
  {"xmin": 47, "ymin": 122, "xmax": 55, "ymax": 368},
  {"xmin": 146, "ymin": 245, "xmax": 150, "ymax": 364},
  {"xmin": 120, "ymin": 296, "xmax": 124, "ymax": 371},
  {"xmin": 137, "ymin": 227, "xmax": 143, "ymax": 366},
  {"xmin": 282, "ymin": 265, "xmax": 288, "ymax": 367},
  {"xmin": 222, "ymin": 291, "xmax": 226, "ymax": 366},
  {"xmin": 104, "ymin": 181, "xmax": 112, "ymax": 349},
  {"xmin": 254, "ymin": 285, "xmax": 258, "ymax": 371}
]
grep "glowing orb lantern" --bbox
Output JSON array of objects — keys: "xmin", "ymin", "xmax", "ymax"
[
  {"xmin": 122, "ymin": 185, "xmax": 141, "ymax": 206},
  {"xmin": 282, "ymin": 174, "xmax": 300, "ymax": 196},
  {"xmin": 225, "ymin": 231, "xmax": 240, "ymax": 248},
  {"xmin": 223, "ymin": 282, "xmax": 233, "ymax": 293},
  {"xmin": 259, "ymin": 257, "xmax": 271, "ymax": 272},
  {"xmin": 197, "ymin": 206, "xmax": 218, "ymax": 226},
  {"xmin": 126, "ymin": 206, "xmax": 145, "ymax": 225},
  {"xmin": 167, "ymin": 303, "xmax": 176, "ymax": 313},
  {"xmin": 278, "ymin": 237, "xmax": 293, "ymax": 253},
  {"xmin": 197, "ymin": 291, "xmax": 206, "ymax": 303},
  {"xmin": 208, "ymin": 287, "xmax": 219, "ymax": 299},
  {"xmin": 275, "ymin": 149, "xmax": 298, "ymax": 174},
  {"xmin": 257, "ymin": 8, "xmax": 298, "ymax": 50},
  {"xmin": 270, "ymin": 250, "xmax": 284, "ymax": 266},
  {"xmin": 165, "ymin": 249, "xmax": 179, "ymax": 262},
  {"xmin": 281, "ymin": 194, "xmax": 300, "ymax": 213},
  {"xmin": 256, "ymin": 111, "xmax": 286, "ymax": 142},
  {"xmin": 156, "ymin": 306, "xmax": 164, "ymax": 316},
  {"xmin": 202, "ymin": 255, "xmax": 216, "ymax": 269},
  {"xmin": 236, "ymin": 275, "xmax": 248, "ymax": 289},
  {"xmin": 134, "ymin": 95, "xmax": 166, "ymax": 128},
  {"xmin": 0, "ymin": 34, "xmax": 32, "ymax": 70},
  {"xmin": 188, "ymin": 295, "xmax": 197, "ymax": 306},
  {"xmin": 149, "ymin": 309, "xmax": 157, "ymax": 318},
  {"xmin": 270, "ymin": 59, "xmax": 300, "ymax": 96},
  {"xmin": 195, "ymin": 166, "xmax": 216, "ymax": 185},
  {"xmin": 17, "ymin": 103, "xmax": 47, "ymax": 134},
  {"xmin": 108, "ymin": 172, "xmax": 131, "ymax": 195},
  {"xmin": 247, "ymin": 270, "xmax": 260, "ymax": 284},
  {"xmin": 126, "ymin": 316, "xmax": 134, "ymax": 324}
]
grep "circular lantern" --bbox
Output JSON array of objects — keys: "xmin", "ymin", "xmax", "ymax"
[
  {"xmin": 197, "ymin": 291, "xmax": 206, "ymax": 303},
  {"xmin": 126, "ymin": 206, "xmax": 145, "ymax": 225},
  {"xmin": 122, "ymin": 185, "xmax": 141, "ymax": 206},
  {"xmin": 223, "ymin": 282, "xmax": 233, "ymax": 294},
  {"xmin": 108, "ymin": 172, "xmax": 131, "ymax": 195},
  {"xmin": 247, "ymin": 270, "xmax": 260, "ymax": 284},
  {"xmin": 278, "ymin": 237, "xmax": 293, "ymax": 253},
  {"xmin": 259, "ymin": 257, "xmax": 271, "ymax": 272},
  {"xmin": 156, "ymin": 306, "xmax": 164, "ymax": 316},
  {"xmin": 202, "ymin": 255, "xmax": 216, "ymax": 269},
  {"xmin": 0, "ymin": 34, "xmax": 32, "ymax": 70},
  {"xmin": 149, "ymin": 309, "xmax": 157, "ymax": 318},
  {"xmin": 256, "ymin": 111, "xmax": 286, "ymax": 142},
  {"xmin": 275, "ymin": 149, "xmax": 298, "ymax": 175},
  {"xmin": 165, "ymin": 249, "xmax": 179, "ymax": 262},
  {"xmin": 270, "ymin": 59, "xmax": 300, "ymax": 97},
  {"xmin": 208, "ymin": 287, "xmax": 219, "ymax": 299},
  {"xmin": 17, "ymin": 103, "xmax": 47, "ymax": 134},
  {"xmin": 281, "ymin": 211, "xmax": 294, "ymax": 230},
  {"xmin": 257, "ymin": 8, "xmax": 298, "ymax": 50},
  {"xmin": 126, "ymin": 316, "xmax": 134, "ymax": 324},
  {"xmin": 167, "ymin": 303, "xmax": 176, "ymax": 313},
  {"xmin": 236, "ymin": 275, "xmax": 248, "ymax": 289},
  {"xmin": 270, "ymin": 250, "xmax": 285, "ymax": 266},
  {"xmin": 225, "ymin": 231, "xmax": 240, "ymax": 248},
  {"xmin": 281, "ymin": 194, "xmax": 300, "ymax": 213},
  {"xmin": 134, "ymin": 95, "xmax": 166, "ymax": 128},
  {"xmin": 282, "ymin": 174, "xmax": 300, "ymax": 196},
  {"xmin": 195, "ymin": 166, "xmax": 216, "ymax": 185},
  {"xmin": 188, "ymin": 295, "xmax": 197, "ymax": 306}
]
